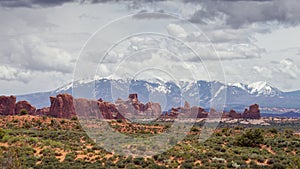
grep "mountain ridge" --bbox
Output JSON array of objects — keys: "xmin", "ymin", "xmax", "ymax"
[{"xmin": 16, "ymin": 78, "xmax": 300, "ymax": 114}]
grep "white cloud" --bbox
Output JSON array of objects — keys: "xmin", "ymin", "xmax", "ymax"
[
  {"xmin": 0, "ymin": 1, "xmax": 300, "ymax": 95},
  {"xmin": 166, "ymin": 24, "xmax": 187, "ymax": 38},
  {"xmin": 1, "ymin": 35, "xmax": 74, "ymax": 73},
  {"xmin": 0, "ymin": 65, "xmax": 31, "ymax": 83},
  {"xmin": 278, "ymin": 58, "xmax": 299, "ymax": 79}
]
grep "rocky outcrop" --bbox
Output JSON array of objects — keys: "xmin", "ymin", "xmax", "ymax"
[
  {"xmin": 128, "ymin": 94, "xmax": 138, "ymax": 102},
  {"xmin": 222, "ymin": 110, "xmax": 242, "ymax": 119},
  {"xmin": 49, "ymin": 94, "xmax": 76, "ymax": 119},
  {"xmin": 161, "ymin": 106, "xmax": 209, "ymax": 119},
  {"xmin": 243, "ymin": 104, "xmax": 261, "ymax": 119},
  {"xmin": 115, "ymin": 93, "xmax": 162, "ymax": 119},
  {"xmin": 0, "ymin": 95, "xmax": 16, "ymax": 115},
  {"xmin": 229, "ymin": 110, "xmax": 242, "ymax": 118},
  {"xmin": 0, "ymin": 93, "xmax": 261, "ymax": 120},
  {"xmin": 74, "ymin": 99, "xmax": 99, "ymax": 118},
  {"xmin": 15, "ymin": 100, "xmax": 36, "ymax": 115},
  {"xmin": 192, "ymin": 107, "xmax": 209, "ymax": 118},
  {"xmin": 98, "ymin": 101, "xmax": 125, "ymax": 119},
  {"xmin": 74, "ymin": 98, "xmax": 126, "ymax": 120}
]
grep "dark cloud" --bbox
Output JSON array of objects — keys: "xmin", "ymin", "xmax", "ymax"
[
  {"xmin": 189, "ymin": 0, "xmax": 300, "ymax": 28},
  {"xmin": 0, "ymin": 0, "xmax": 76, "ymax": 8},
  {"xmin": 132, "ymin": 10, "xmax": 173, "ymax": 20},
  {"xmin": 0, "ymin": 0, "xmax": 166, "ymax": 8}
]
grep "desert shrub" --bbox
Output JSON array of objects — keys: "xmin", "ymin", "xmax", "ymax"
[
  {"xmin": 268, "ymin": 128, "xmax": 278, "ymax": 134},
  {"xmin": 271, "ymin": 163, "xmax": 286, "ymax": 169},
  {"xmin": 23, "ymin": 122, "xmax": 32, "ymax": 129},
  {"xmin": 191, "ymin": 126, "xmax": 199, "ymax": 132},
  {"xmin": 64, "ymin": 152, "xmax": 76, "ymax": 162},
  {"xmin": 283, "ymin": 129, "xmax": 293, "ymax": 138},
  {"xmin": 267, "ymin": 158, "xmax": 276, "ymax": 165},
  {"xmin": 180, "ymin": 162, "xmax": 193, "ymax": 169},
  {"xmin": 19, "ymin": 109, "xmax": 28, "ymax": 116},
  {"xmin": 71, "ymin": 116, "xmax": 78, "ymax": 121},
  {"xmin": 1, "ymin": 148, "xmax": 21, "ymax": 169},
  {"xmin": 60, "ymin": 120, "xmax": 66, "ymax": 124},
  {"xmin": 0, "ymin": 129, "xmax": 5, "ymax": 140},
  {"xmin": 221, "ymin": 127, "xmax": 233, "ymax": 136},
  {"xmin": 235, "ymin": 128, "xmax": 264, "ymax": 147},
  {"xmin": 133, "ymin": 157, "xmax": 144, "ymax": 165},
  {"xmin": 257, "ymin": 157, "xmax": 265, "ymax": 163},
  {"xmin": 116, "ymin": 160, "xmax": 125, "ymax": 168}
]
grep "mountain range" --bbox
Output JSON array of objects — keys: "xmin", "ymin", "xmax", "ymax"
[{"xmin": 16, "ymin": 78, "xmax": 300, "ymax": 115}]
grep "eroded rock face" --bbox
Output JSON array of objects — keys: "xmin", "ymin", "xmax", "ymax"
[
  {"xmin": 49, "ymin": 94, "xmax": 76, "ymax": 119},
  {"xmin": 74, "ymin": 98, "xmax": 99, "ymax": 118},
  {"xmin": 0, "ymin": 95, "xmax": 16, "ymax": 115},
  {"xmin": 15, "ymin": 100, "xmax": 36, "ymax": 115},
  {"xmin": 98, "ymin": 101, "xmax": 125, "ymax": 120},
  {"xmin": 243, "ymin": 104, "xmax": 261, "ymax": 119},
  {"xmin": 74, "ymin": 98, "xmax": 125, "ymax": 120},
  {"xmin": 36, "ymin": 107, "xmax": 50, "ymax": 116}
]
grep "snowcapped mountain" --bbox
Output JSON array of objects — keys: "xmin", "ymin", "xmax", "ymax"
[
  {"xmin": 16, "ymin": 78, "xmax": 300, "ymax": 114},
  {"xmin": 228, "ymin": 81, "xmax": 282, "ymax": 96},
  {"xmin": 247, "ymin": 81, "xmax": 282, "ymax": 96}
]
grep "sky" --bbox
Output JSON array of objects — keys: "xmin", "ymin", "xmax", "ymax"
[{"xmin": 0, "ymin": 0, "xmax": 300, "ymax": 95}]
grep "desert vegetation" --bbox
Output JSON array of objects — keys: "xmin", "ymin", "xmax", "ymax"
[{"xmin": 0, "ymin": 115, "xmax": 299, "ymax": 168}]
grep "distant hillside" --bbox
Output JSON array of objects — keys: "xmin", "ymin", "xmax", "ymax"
[{"xmin": 261, "ymin": 111, "xmax": 300, "ymax": 118}]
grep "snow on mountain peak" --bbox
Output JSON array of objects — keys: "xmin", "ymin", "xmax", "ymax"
[
  {"xmin": 247, "ymin": 81, "xmax": 281, "ymax": 96},
  {"xmin": 230, "ymin": 82, "xmax": 247, "ymax": 90},
  {"xmin": 227, "ymin": 81, "xmax": 282, "ymax": 96}
]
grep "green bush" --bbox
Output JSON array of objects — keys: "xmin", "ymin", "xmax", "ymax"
[
  {"xmin": 268, "ymin": 128, "xmax": 278, "ymax": 134},
  {"xmin": 235, "ymin": 128, "xmax": 264, "ymax": 147},
  {"xmin": 0, "ymin": 129, "xmax": 5, "ymax": 140},
  {"xmin": 283, "ymin": 129, "xmax": 293, "ymax": 138},
  {"xmin": 71, "ymin": 116, "xmax": 78, "ymax": 121},
  {"xmin": 19, "ymin": 109, "xmax": 28, "ymax": 116}
]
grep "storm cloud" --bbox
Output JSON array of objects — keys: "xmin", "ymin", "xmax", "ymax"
[
  {"xmin": 188, "ymin": 0, "xmax": 300, "ymax": 28},
  {"xmin": 0, "ymin": 0, "xmax": 166, "ymax": 8}
]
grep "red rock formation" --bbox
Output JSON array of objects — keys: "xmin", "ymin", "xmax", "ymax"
[
  {"xmin": 128, "ymin": 93, "xmax": 138, "ymax": 101},
  {"xmin": 49, "ymin": 94, "xmax": 76, "ymax": 119},
  {"xmin": 193, "ymin": 107, "xmax": 208, "ymax": 118},
  {"xmin": 15, "ymin": 100, "xmax": 36, "ymax": 115},
  {"xmin": 145, "ymin": 102, "xmax": 161, "ymax": 117},
  {"xmin": 0, "ymin": 95, "xmax": 16, "ymax": 115},
  {"xmin": 242, "ymin": 104, "xmax": 261, "ymax": 119},
  {"xmin": 98, "ymin": 101, "xmax": 125, "ymax": 119},
  {"xmin": 115, "ymin": 94, "xmax": 162, "ymax": 119},
  {"xmin": 228, "ymin": 109, "xmax": 242, "ymax": 118},
  {"xmin": 74, "ymin": 98, "xmax": 99, "ymax": 118},
  {"xmin": 36, "ymin": 107, "xmax": 50, "ymax": 116}
]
